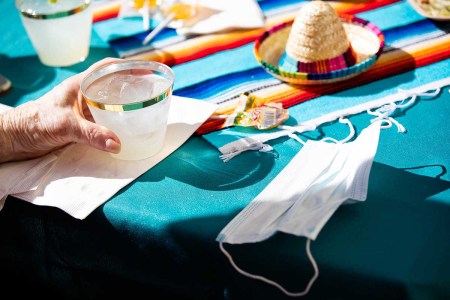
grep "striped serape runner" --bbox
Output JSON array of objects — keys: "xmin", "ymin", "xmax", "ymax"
[{"xmin": 92, "ymin": 0, "xmax": 450, "ymax": 135}]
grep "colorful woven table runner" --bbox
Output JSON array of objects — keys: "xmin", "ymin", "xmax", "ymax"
[{"xmin": 92, "ymin": 0, "xmax": 450, "ymax": 135}]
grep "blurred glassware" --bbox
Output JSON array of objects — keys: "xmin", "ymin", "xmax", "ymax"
[
  {"xmin": 132, "ymin": 0, "xmax": 162, "ymax": 30},
  {"xmin": 142, "ymin": 0, "xmax": 198, "ymax": 45},
  {"xmin": 15, "ymin": 0, "xmax": 93, "ymax": 67}
]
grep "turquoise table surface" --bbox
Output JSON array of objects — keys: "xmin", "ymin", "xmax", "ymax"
[{"xmin": 1, "ymin": 0, "xmax": 450, "ymax": 299}]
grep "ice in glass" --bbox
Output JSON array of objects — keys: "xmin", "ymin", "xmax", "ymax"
[{"xmin": 80, "ymin": 60, "xmax": 175, "ymax": 161}]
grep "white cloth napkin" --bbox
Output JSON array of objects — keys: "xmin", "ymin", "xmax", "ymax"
[
  {"xmin": 0, "ymin": 154, "xmax": 58, "ymax": 210},
  {"xmin": 118, "ymin": 0, "xmax": 265, "ymax": 35},
  {"xmin": 0, "ymin": 96, "xmax": 217, "ymax": 219}
]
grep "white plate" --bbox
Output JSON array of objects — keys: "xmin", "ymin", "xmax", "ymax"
[{"xmin": 407, "ymin": 0, "xmax": 450, "ymax": 21}]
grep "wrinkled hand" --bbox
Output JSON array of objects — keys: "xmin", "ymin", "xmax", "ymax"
[{"xmin": 0, "ymin": 57, "xmax": 123, "ymax": 163}]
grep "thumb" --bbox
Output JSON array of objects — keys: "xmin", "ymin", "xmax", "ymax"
[{"xmin": 76, "ymin": 119, "xmax": 121, "ymax": 154}]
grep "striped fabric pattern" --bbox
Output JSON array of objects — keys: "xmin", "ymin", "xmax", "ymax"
[
  {"xmin": 93, "ymin": 0, "xmax": 450, "ymax": 135},
  {"xmin": 278, "ymin": 45, "xmax": 358, "ymax": 73}
]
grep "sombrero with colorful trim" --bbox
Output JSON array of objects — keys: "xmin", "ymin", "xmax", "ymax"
[{"xmin": 254, "ymin": 1, "xmax": 385, "ymax": 85}]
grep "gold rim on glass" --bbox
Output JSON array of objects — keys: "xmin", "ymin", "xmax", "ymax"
[
  {"xmin": 18, "ymin": 0, "xmax": 91, "ymax": 20},
  {"xmin": 80, "ymin": 60, "xmax": 175, "ymax": 112},
  {"xmin": 83, "ymin": 88, "xmax": 173, "ymax": 112}
]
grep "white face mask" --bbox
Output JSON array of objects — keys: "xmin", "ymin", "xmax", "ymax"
[{"xmin": 217, "ymin": 120, "xmax": 382, "ymax": 297}]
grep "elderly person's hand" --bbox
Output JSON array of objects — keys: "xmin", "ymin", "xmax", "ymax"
[{"xmin": 0, "ymin": 57, "xmax": 123, "ymax": 163}]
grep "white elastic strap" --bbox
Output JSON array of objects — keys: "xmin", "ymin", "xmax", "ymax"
[
  {"xmin": 281, "ymin": 117, "xmax": 354, "ymax": 145},
  {"xmin": 388, "ymin": 117, "xmax": 406, "ymax": 132},
  {"xmin": 318, "ymin": 117, "xmax": 355, "ymax": 144},
  {"xmin": 219, "ymin": 239, "xmax": 319, "ymax": 297},
  {"xmin": 278, "ymin": 124, "xmax": 317, "ymax": 134},
  {"xmin": 278, "ymin": 125, "xmax": 308, "ymax": 145},
  {"xmin": 287, "ymin": 132, "xmax": 306, "ymax": 145},
  {"xmin": 367, "ymin": 102, "xmax": 407, "ymax": 133},
  {"xmin": 368, "ymin": 112, "xmax": 406, "ymax": 132},
  {"xmin": 336, "ymin": 117, "xmax": 355, "ymax": 143},
  {"xmin": 393, "ymin": 95, "xmax": 417, "ymax": 109},
  {"xmin": 379, "ymin": 119, "xmax": 393, "ymax": 129},
  {"xmin": 397, "ymin": 87, "xmax": 441, "ymax": 99},
  {"xmin": 368, "ymin": 86, "xmax": 442, "ymax": 133}
]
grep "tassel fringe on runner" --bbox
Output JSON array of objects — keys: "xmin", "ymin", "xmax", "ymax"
[{"xmin": 218, "ymin": 77, "xmax": 450, "ymax": 162}]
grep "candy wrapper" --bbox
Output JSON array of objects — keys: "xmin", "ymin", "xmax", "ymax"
[{"xmin": 232, "ymin": 92, "xmax": 289, "ymax": 130}]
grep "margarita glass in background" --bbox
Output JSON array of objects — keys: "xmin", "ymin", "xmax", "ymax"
[
  {"xmin": 15, "ymin": 0, "xmax": 93, "ymax": 67},
  {"xmin": 131, "ymin": 0, "xmax": 162, "ymax": 9},
  {"xmin": 141, "ymin": 0, "xmax": 199, "ymax": 45},
  {"xmin": 129, "ymin": 0, "xmax": 162, "ymax": 30},
  {"xmin": 80, "ymin": 60, "xmax": 175, "ymax": 161}
]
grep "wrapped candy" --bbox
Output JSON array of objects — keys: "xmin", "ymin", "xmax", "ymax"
[{"xmin": 232, "ymin": 92, "xmax": 289, "ymax": 130}]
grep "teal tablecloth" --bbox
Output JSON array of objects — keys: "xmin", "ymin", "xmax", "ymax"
[{"xmin": 1, "ymin": 0, "xmax": 450, "ymax": 299}]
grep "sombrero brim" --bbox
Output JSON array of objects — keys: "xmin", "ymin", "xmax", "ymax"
[{"xmin": 254, "ymin": 15, "xmax": 385, "ymax": 85}]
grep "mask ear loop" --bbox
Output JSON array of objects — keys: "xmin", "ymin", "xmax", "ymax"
[
  {"xmin": 319, "ymin": 117, "xmax": 355, "ymax": 144},
  {"xmin": 278, "ymin": 124, "xmax": 317, "ymax": 146},
  {"xmin": 281, "ymin": 117, "xmax": 355, "ymax": 145},
  {"xmin": 219, "ymin": 239, "xmax": 319, "ymax": 297},
  {"xmin": 366, "ymin": 87, "xmax": 441, "ymax": 133},
  {"xmin": 367, "ymin": 103, "xmax": 407, "ymax": 133}
]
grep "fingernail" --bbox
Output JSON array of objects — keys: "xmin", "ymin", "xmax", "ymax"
[{"xmin": 105, "ymin": 138, "xmax": 121, "ymax": 153}]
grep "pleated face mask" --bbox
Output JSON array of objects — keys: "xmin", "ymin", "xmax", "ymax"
[{"xmin": 217, "ymin": 120, "xmax": 382, "ymax": 297}]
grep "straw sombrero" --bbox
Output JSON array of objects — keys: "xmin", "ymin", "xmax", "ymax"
[{"xmin": 254, "ymin": 1, "xmax": 385, "ymax": 85}]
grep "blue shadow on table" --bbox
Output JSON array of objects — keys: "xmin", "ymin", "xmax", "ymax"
[
  {"xmin": 0, "ymin": 54, "xmax": 56, "ymax": 104},
  {"xmin": 135, "ymin": 135, "xmax": 278, "ymax": 191},
  {"xmin": 168, "ymin": 161, "xmax": 450, "ymax": 299},
  {"xmin": 0, "ymin": 46, "xmax": 117, "ymax": 106},
  {"xmin": 0, "ymin": 195, "xmax": 224, "ymax": 299},
  {"xmin": 2, "ymin": 162, "xmax": 449, "ymax": 299}
]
